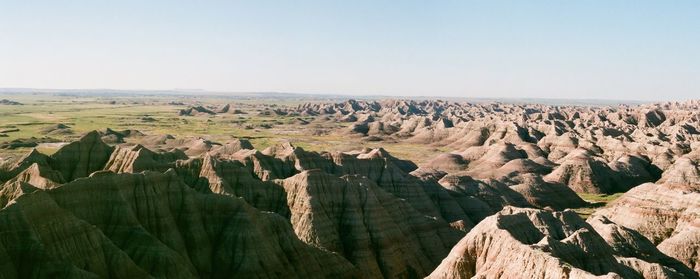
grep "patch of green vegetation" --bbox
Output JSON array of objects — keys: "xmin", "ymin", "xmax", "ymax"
[
  {"xmin": 572, "ymin": 192, "xmax": 624, "ymax": 219},
  {"xmin": 577, "ymin": 193, "xmax": 624, "ymax": 203}
]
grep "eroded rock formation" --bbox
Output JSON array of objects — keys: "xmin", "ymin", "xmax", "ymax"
[
  {"xmin": 1, "ymin": 98, "xmax": 699, "ymax": 278},
  {"xmin": 427, "ymin": 207, "xmax": 696, "ymax": 279}
]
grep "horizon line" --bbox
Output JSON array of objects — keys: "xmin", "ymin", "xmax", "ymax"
[{"xmin": 0, "ymin": 87, "xmax": 672, "ymax": 103}]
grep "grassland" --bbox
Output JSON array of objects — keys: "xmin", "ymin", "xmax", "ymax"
[
  {"xmin": 0, "ymin": 93, "xmax": 447, "ymax": 164},
  {"xmin": 572, "ymin": 192, "xmax": 624, "ymax": 219}
]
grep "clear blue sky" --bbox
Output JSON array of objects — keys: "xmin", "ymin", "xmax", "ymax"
[{"xmin": 1, "ymin": 1, "xmax": 698, "ymax": 100}]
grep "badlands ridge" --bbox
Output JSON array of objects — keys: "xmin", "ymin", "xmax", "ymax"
[{"xmin": 0, "ymin": 99, "xmax": 699, "ymax": 278}]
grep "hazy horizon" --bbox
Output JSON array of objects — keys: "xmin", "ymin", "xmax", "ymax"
[
  {"xmin": 1, "ymin": 1, "xmax": 698, "ymax": 101},
  {"xmin": 0, "ymin": 87, "xmax": 661, "ymax": 105}
]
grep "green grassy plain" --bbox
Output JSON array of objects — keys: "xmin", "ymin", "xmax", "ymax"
[{"xmin": 0, "ymin": 93, "xmax": 446, "ymax": 164}]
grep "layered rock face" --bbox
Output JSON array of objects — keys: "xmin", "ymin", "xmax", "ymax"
[
  {"xmin": 197, "ymin": 154, "xmax": 290, "ymax": 215},
  {"xmin": 3, "ymin": 163, "xmax": 64, "ymax": 190},
  {"xmin": 594, "ymin": 181, "xmax": 700, "ymax": 273},
  {"xmin": 0, "ymin": 132, "xmax": 477, "ymax": 278},
  {"xmin": 588, "ymin": 215, "xmax": 697, "ymax": 278},
  {"xmin": 48, "ymin": 130, "xmax": 114, "ymax": 181},
  {"xmin": 13, "ymin": 131, "xmax": 590, "ymax": 221},
  {"xmin": 593, "ymin": 151, "xmax": 700, "ymax": 274},
  {"xmin": 510, "ymin": 173, "xmax": 588, "ymax": 210},
  {"xmin": 103, "ymin": 144, "xmax": 188, "ymax": 173},
  {"xmin": 0, "ymin": 131, "xmax": 112, "ymax": 184},
  {"xmin": 296, "ymin": 99, "xmax": 695, "ymax": 262},
  {"xmin": 0, "ymin": 130, "xmax": 629, "ymax": 278},
  {"xmin": 0, "ymin": 170, "xmax": 357, "ymax": 278},
  {"xmin": 0, "ymin": 149, "xmax": 53, "ymax": 181},
  {"xmin": 278, "ymin": 170, "xmax": 461, "ymax": 278},
  {"xmin": 277, "ymin": 99, "xmax": 700, "ymax": 195},
  {"xmin": 427, "ymin": 207, "xmax": 697, "ymax": 279}
]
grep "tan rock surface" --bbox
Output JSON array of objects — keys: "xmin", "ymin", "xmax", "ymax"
[
  {"xmin": 427, "ymin": 207, "xmax": 696, "ymax": 279},
  {"xmin": 594, "ymin": 182, "xmax": 700, "ymax": 274}
]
